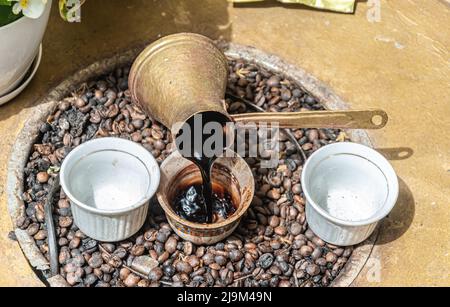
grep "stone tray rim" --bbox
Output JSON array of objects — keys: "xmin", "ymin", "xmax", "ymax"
[{"xmin": 6, "ymin": 42, "xmax": 378, "ymax": 287}]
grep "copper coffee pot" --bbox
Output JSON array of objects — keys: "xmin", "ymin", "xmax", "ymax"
[{"xmin": 129, "ymin": 33, "xmax": 387, "ymax": 140}]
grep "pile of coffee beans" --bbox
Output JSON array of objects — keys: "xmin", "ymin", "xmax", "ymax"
[{"xmin": 18, "ymin": 58, "xmax": 353, "ymax": 287}]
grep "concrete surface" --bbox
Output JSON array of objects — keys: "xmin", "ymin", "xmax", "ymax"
[{"xmin": 0, "ymin": 0, "xmax": 448, "ymax": 286}]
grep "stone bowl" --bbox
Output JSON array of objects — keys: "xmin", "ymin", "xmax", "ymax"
[{"xmin": 6, "ymin": 42, "xmax": 378, "ymax": 287}]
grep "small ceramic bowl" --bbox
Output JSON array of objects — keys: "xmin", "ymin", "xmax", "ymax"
[{"xmin": 157, "ymin": 150, "xmax": 254, "ymax": 245}]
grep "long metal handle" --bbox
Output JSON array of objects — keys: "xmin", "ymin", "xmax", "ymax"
[{"xmin": 230, "ymin": 109, "xmax": 388, "ymax": 129}]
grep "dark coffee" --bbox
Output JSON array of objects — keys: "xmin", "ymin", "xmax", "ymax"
[
  {"xmin": 173, "ymin": 183, "xmax": 236, "ymax": 223},
  {"xmin": 175, "ymin": 112, "xmax": 229, "ymax": 224}
]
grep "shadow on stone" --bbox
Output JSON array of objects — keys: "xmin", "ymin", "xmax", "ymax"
[
  {"xmin": 375, "ymin": 147, "xmax": 414, "ymax": 161},
  {"xmin": 376, "ymin": 177, "xmax": 415, "ymax": 245}
]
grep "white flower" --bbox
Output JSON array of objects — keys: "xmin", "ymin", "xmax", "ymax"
[{"xmin": 9, "ymin": 0, "xmax": 47, "ymax": 19}]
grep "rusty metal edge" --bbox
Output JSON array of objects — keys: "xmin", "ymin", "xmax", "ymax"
[{"xmin": 6, "ymin": 42, "xmax": 376, "ymax": 287}]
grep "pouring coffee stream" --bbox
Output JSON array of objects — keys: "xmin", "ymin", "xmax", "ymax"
[
  {"xmin": 174, "ymin": 112, "xmax": 233, "ymax": 224},
  {"xmin": 129, "ymin": 33, "xmax": 389, "ymax": 225}
]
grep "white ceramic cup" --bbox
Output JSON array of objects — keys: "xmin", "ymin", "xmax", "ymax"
[
  {"xmin": 0, "ymin": 0, "xmax": 52, "ymax": 97},
  {"xmin": 60, "ymin": 137, "xmax": 160, "ymax": 242},
  {"xmin": 301, "ymin": 142, "xmax": 399, "ymax": 246}
]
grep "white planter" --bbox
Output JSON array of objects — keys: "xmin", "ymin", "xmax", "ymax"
[{"xmin": 0, "ymin": 0, "xmax": 52, "ymax": 97}]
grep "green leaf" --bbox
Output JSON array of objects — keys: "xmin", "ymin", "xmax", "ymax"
[
  {"xmin": 0, "ymin": 5, "xmax": 22, "ymax": 27},
  {"xmin": 47, "ymin": 166, "xmax": 61, "ymax": 175},
  {"xmin": 59, "ymin": 0, "xmax": 85, "ymax": 22},
  {"xmin": 0, "ymin": 0, "xmax": 12, "ymax": 6},
  {"xmin": 59, "ymin": 0, "xmax": 68, "ymax": 21}
]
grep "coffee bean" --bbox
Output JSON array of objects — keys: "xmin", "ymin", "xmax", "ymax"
[
  {"xmin": 268, "ymin": 216, "xmax": 280, "ymax": 228},
  {"xmin": 88, "ymin": 253, "xmax": 103, "ymax": 268},
  {"xmin": 202, "ymin": 253, "xmax": 215, "ymax": 265},
  {"xmin": 131, "ymin": 132, "xmax": 142, "ymax": 142},
  {"xmin": 84, "ymin": 274, "xmax": 97, "ymax": 286},
  {"xmin": 154, "ymin": 140, "xmax": 165, "ymax": 150},
  {"xmin": 124, "ymin": 273, "xmax": 140, "ymax": 287},
  {"xmin": 215, "ymin": 255, "xmax": 227, "ymax": 266},
  {"xmin": 280, "ymin": 89, "xmax": 292, "ymax": 101},
  {"xmin": 267, "ymin": 76, "xmax": 281, "ymax": 87},
  {"xmin": 305, "ymin": 95, "xmax": 315, "ymax": 104},
  {"xmin": 131, "ymin": 119, "xmax": 144, "ymax": 129},
  {"xmin": 289, "ymin": 222, "xmax": 302, "ymax": 235},
  {"xmin": 267, "ymin": 189, "xmax": 280, "ymax": 200},
  {"xmin": 165, "ymin": 237, "xmax": 178, "ymax": 254},
  {"xmin": 158, "ymin": 251, "xmax": 169, "ymax": 263},
  {"xmin": 58, "ymin": 199, "xmax": 70, "ymax": 209},
  {"xmin": 312, "ymin": 237, "xmax": 325, "ymax": 247},
  {"xmin": 74, "ymin": 98, "xmax": 86, "ymax": 108},
  {"xmin": 151, "ymin": 129, "xmax": 164, "ymax": 140},
  {"xmin": 283, "ymin": 178, "xmax": 292, "ymax": 191},
  {"xmin": 131, "ymin": 245, "xmax": 145, "ymax": 256},
  {"xmin": 58, "ymin": 237, "xmax": 68, "ymax": 246},
  {"xmin": 325, "ymin": 252, "xmax": 337, "ymax": 264},
  {"xmin": 183, "ymin": 242, "xmax": 194, "ymax": 256},
  {"xmin": 144, "ymin": 229, "xmax": 157, "ymax": 242},
  {"xmin": 300, "ymin": 246, "xmax": 313, "ymax": 257},
  {"xmin": 292, "ymin": 89, "xmax": 302, "ymax": 98},
  {"xmin": 149, "ymin": 267, "xmax": 163, "ymax": 281},
  {"xmin": 34, "ymin": 230, "xmax": 47, "ymax": 240},
  {"xmin": 343, "ymin": 247, "xmax": 353, "ymax": 258},
  {"xmin": 334, "ymin": 248, "xmax": 344, "ymax": 257},
  {"xmin": 176, "ymin": 261, "xmax": 193, "ymax": 274},
  {"xmin": 156, "ymin": 229, "xmax": 171, "ymax": 243},
  {"xmin": 36, "ymin": 172, "xmax": 49, "ymax": 183},
  {"xmin": 316, "ymin": 257, "xmax": 327, "ymax": 266},
  {"xmin": 229, "ymin": 250, "xmax": 243, "ymax": 262},
  {"xmin": 66, "ymin": 272, "xmax": 81, "ymax": 286},
  {"xmin": 278, "ymin": 279, "xmax": 291, "ymax": 287},
  {"xmin": 305, "ymin": 229, "xmax": 315, "ymax": 240},
  {"xmin": 187, "ymin": 255, "xmax": 200, "ymax": 268},
  {"xmin": 130, "ymin": 278, "xmax": 146, "ymax": 287},
  {"xmin": 59, "ymin": 216, "xmax": 73, "ymax": 228},
  {"xmin": 171, "ymin": 281, "xmax": 184, "ymax": 287},
  {"xmin": 209, "ymin": 263, "xmax": 221, "ymax": 271},
  {"xmin": 82, "ymin": 238, "xmax": 98, "ymax": 251},
  {"xmin": 119, "ymin": 267, "xmax": 130, "ymax": 280},
  {"xmin": 292, "ymin": 184, "xmax": 302, "ymax": 194},
  {"xmin": 274, "ymin": 226, "xmax": 287, "ymax": 236},
  {"xmin": 306, "ymin": 264, "xmax": 320, "ymax": 276},
  {"xmin": 69, "ymin": 237, "xmax": 81, "ymax": 249},
  {"xmin": 101, "ymin": 264, "xmax": 114, "ymax": 274},
  {"xmin": 258, "ymin": 253, "xmax": 274, "ymax": 269},
  {"xmin": 302, "ymin": 143, "xmax": 313, "ymax": 151},
  {"xmin": 163, "ymin": 265, "xmax": 176, "ymax": 278},
  {"xmin": 26, "ymin": 223, "xmax": 40, "ymax": 236},
  {"xmin": 311, "ymin": 248, "xmax": 323, "ymax": 260},
  {"xmin": 308, "ymin": 129, "xmax": 319, "ymax": 142}
]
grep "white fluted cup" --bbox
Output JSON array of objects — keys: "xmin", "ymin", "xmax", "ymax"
[
  {"xmin": 60, "ymin": 137, "xmax": 160, "ymax": 242},
  {"xmin": 302, "ymin": 142, "xmax": 399, "ymax": 246}
]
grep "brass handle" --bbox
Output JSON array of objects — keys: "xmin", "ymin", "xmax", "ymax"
[{"xmin": 230, "ymin": 109, "xmax": 388, "ymax": 129}]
